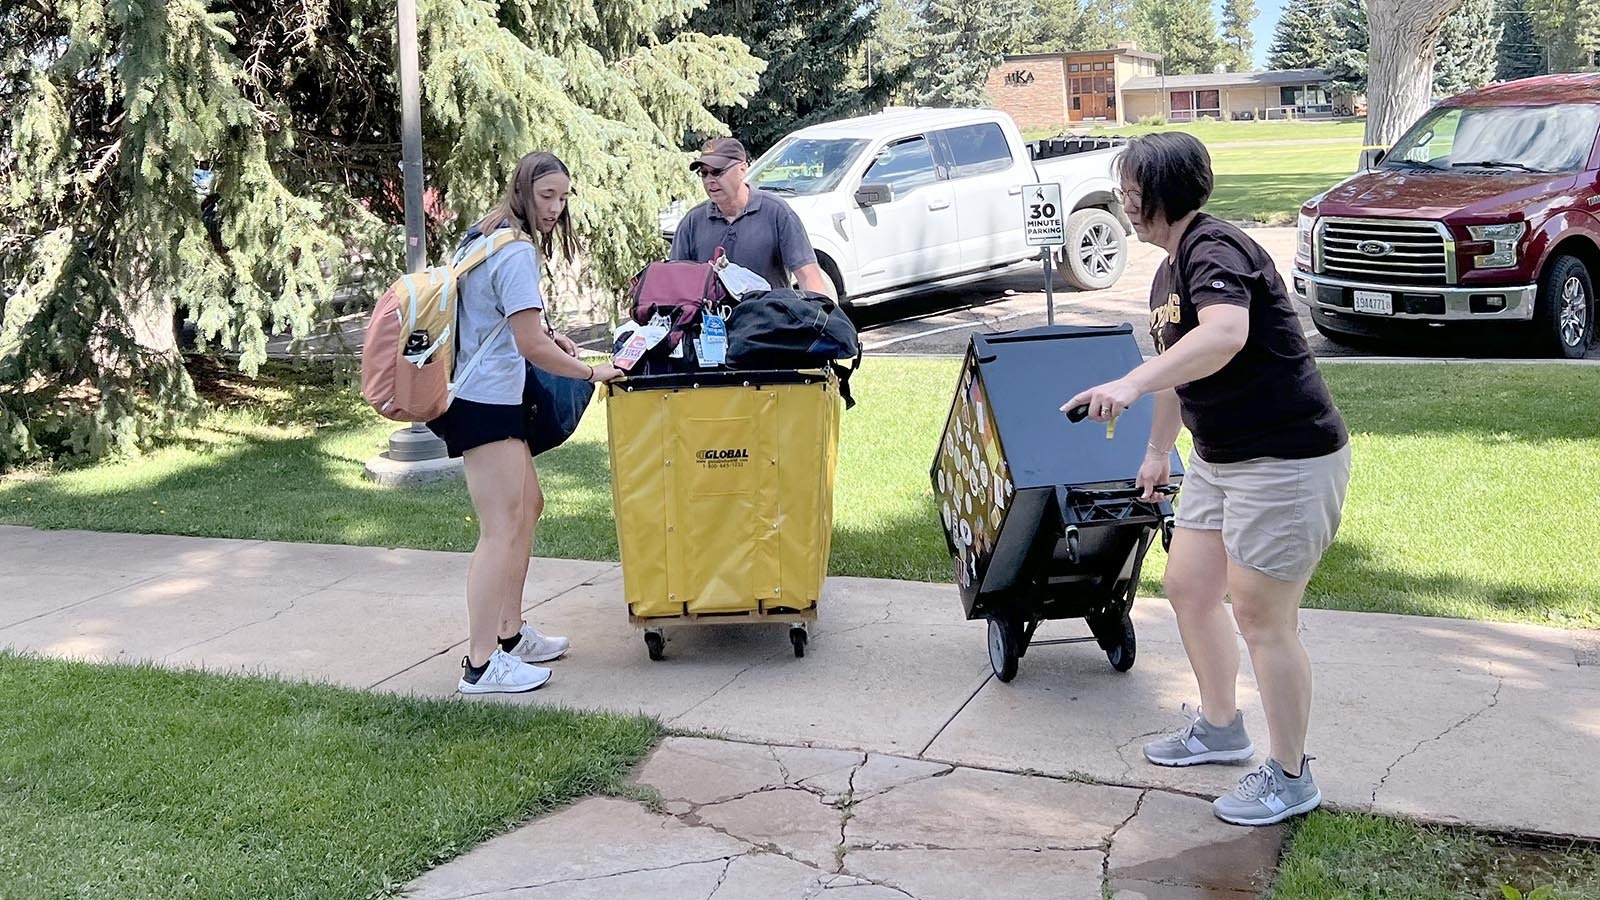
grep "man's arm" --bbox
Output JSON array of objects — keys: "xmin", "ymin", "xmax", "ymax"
[
  {"xmin": 775, "ymin": 203, "xmax": 831, "ymax": 297},
  {"xmin": 794, "ymin": 263, "xmax": 836, "ymax": 299}
]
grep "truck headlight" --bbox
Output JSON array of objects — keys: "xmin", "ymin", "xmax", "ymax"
[
  {"xmin": 1467, "ymin": 221, "xmax": 1526, "ymax": 269},
  {"xmin": 1296, "ymin": 213, "xmax": 1315, "ymax": 268}
]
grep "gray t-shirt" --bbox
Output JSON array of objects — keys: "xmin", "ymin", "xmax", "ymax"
[
  {"xmin": 453, "ymin": 238, "xmax": 544, "ymax": 405},
  {"xmin": 668, "ymin": 190, "xmax": 817, "ymax": 290}
]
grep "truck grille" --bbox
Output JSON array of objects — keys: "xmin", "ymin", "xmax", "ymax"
[{"xmin": 1317, "ymin": 218, "xmax": 1453, "ymax": 286}]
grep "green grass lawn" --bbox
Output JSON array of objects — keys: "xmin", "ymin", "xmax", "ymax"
[
  {"xmin": 0, "ymin": 652, "xmax": 657, "ymax": 900},
  {"xmin": 1022, "ymin": 118, "xmax": 1369, "ymax": 144},
  {"xmin": 1274, "ymin": 812, "xmax": 1600, "ymax": 900},
  {"xmin": 4, "ymin": 358, "xmax": 1597, "ymax": 628},
  {"xmin": 1024, "ymin": 119, "xmax": 1367, "ymax": 224},
  {"xmin": 1207, "ymin": 139, "xmax": 1362, "ymax": 224}
]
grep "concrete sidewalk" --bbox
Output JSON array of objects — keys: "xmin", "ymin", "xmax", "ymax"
[{"xmin": 4, "ymin": 524, "xmax": 1598, "ymax": 854}]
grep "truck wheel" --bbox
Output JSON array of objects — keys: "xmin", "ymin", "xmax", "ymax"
[
  {"xmin": 1535, "ymin": 255, "xmax": 1594, "ymax": 359},
  {"xmin": 1059, "ymin": 208, "xmax": 1127, "ymax": 291}
]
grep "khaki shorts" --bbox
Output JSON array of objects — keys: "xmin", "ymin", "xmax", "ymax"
[{"xmin": 1173, "ymin": 444, "xmax": 1352, "ymax": 583}]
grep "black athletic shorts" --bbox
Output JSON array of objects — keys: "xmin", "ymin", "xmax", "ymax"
[{"xmin": 426, "ymin": 397, "xmax": 527, "ymax": 459}]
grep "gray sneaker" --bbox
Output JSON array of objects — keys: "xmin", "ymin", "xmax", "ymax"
[
  {"xmin": 1143, "ymin": 707, "xmax": 1255, "ymax": 767},
  {"xmin": 1213, "ymin": 757, "xmax": 1322, "ymax": 826}
]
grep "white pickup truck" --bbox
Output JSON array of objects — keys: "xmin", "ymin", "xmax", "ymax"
[{"xmin": 662, "ymin": 108, "xmax": 1132, "ymax": 305}]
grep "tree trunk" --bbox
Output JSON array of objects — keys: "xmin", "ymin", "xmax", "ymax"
[{"xmin": 1365, "ymin": 0, "xmax": 1466, "ymax": 147}]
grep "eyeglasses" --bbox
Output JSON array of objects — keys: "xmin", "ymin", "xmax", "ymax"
[
  {"xmin": 699, "ymin": 166, "xmax": 729, "ymax": 179},
  {"xmin": 1113, "ymin": 186, "xmax": 1142, "ymax": 204}
]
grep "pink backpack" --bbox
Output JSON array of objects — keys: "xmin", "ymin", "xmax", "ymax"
[{"xmin": 359, "ymin": 230, "xmax": 525, "ymax": 422}]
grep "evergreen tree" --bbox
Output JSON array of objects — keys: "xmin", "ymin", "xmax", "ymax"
[
  {"xmin": 1134, "ymin": 0, "xmax": 1223, "ymax": 74},
  {"xmin": 1268, "ymin": 0, "xmax": 1333, "ymax": 69},
  {"xmin": 872, "ymin": 0, "xmax": 924, "ymax": 103},
  {"xmin": 1075, "ymin": 0, "xmax": 1135, "ymax": 52},
  {"xmin": 1496, "ymin": 0, "xmax": 1548, "ymax": 81},
  {"xmin": 1434, "ymin": 0, "xmax": 1501, "ymax": 95},
  {"xmin": 689, "ymin": 0, "xmax": 903, "ymax": 156},
  {"xmin": 1220, "ymin": 0, "xmax": 1260, "ymax": 72},
  {"xmin": 1530, "ymin": 0, "xmax": 1600, "ymax": 73},
  {"xmin": 1019, "ymin": 0, "xmax": 1088, "ymax": 52},
  {"xmin": 1324, "ymin": 0, "xmax": 1369, "ymax": 93},
  {"xmin": 915, "ymin": 0, "xmax": 1030, "ymax": 106},
  {"xmin": 0, "ymin": 0, "xmax": 761, "ymax": 467}
]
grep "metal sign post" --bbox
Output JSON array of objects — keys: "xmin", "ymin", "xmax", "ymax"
[{"xmin": 1023, "ymin": 183, "xmax": 1067, "ymax": 325}]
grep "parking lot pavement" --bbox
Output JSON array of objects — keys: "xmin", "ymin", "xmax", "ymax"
[
  {"xmin": 851, "ymin": 227, "xmax": 1600, "ymax": 362},
  {"xmin": 272, "ymin": 227, "xmax": 1596, "ymax": 364}
]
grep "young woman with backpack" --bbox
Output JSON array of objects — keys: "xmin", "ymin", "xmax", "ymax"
[{"xmin": 426, "ymin": 151, "xmax": 623, "ymax": 694}]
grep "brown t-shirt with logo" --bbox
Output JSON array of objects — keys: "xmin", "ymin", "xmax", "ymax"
[{"xmin": 1149, "ymin": 214, "xmax": 1347, "ymax": 464}]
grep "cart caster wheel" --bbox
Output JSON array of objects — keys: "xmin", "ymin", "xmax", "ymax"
[
  {"xmin": 1065, "ymin": 528, "xmax": 1081, "ymax": 565},
  {"xmin": 987, "ymin": 615, "xmax": 1020, "ymax": 683},
  {"xmin": 644, "ymin": 631, "xmax": 665, "ymax": 661},
  {"xmin": 790, "ymin": 627, "xmax": 808, "ymax": 658},
  {"xmin": 1161, "ymin": 517, "xmax": 1175, "ymax": 552},
  {"xmin": 1089, "ymin": 611, "xmax": 1137, "ymax": 672},
  {"xmin": 1106, "ymin": 618, "xmax": 1136, "ymax": 672}
]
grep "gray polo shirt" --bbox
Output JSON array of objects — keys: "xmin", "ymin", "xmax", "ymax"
[{"xmin": 668, "ymin": 190, "xmax": 817, "ymax": 290}]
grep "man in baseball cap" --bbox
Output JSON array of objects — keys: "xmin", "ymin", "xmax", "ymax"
[{"xmin": 671, "ymin": 137, "xmax": 835, "ymax": 299}]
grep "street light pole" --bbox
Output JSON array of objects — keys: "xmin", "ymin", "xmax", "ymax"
[{"xmin": 386, "ymin": 0, "xmax": 449, "ymax": 464}]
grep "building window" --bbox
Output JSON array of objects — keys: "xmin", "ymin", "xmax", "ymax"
[
  {"xmin": 1069, "ymin": 64, "xmax": 1080, "ymax": 72},
  {"xmin": 1072, "ymin": 96, "xmax": 1081, "ymax": 110},
  {"xmin": 1197, "ymin": 90, "xmax": 1220, "ymax": 112}
]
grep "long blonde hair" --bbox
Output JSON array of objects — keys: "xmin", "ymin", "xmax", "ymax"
[{"xmin": 472, "ymin": 151, "xmax": 577, "ymax": 260}]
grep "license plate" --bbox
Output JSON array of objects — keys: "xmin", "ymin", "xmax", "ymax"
[{"xmin": 1352, "ymin": 290, "xmax": 1394, "ymax": 315}]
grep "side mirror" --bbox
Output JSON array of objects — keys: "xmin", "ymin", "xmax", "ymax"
[
  {"xmin": 855, "ymin": 183, "xmax": 894, "ymax": 207},
  {"xmin": 1359, "ymin": 147, "xmax": 1386, "ymax": 171}
]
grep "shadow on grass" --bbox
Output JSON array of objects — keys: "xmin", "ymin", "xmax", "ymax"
[
  {"xmin": 1210, "ymin": 173, "xmax": 1349, "ymax": 224},
  {"xmin": 1324, "ymin": 365, "xmax": 1600, "ymax": 443},
  {"xmin": 1308, "ymin": 538, "xmax": 1589, "ymax": 623}
]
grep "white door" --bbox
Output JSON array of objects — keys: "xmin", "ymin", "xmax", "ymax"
[
  {"xmin": 933, "ymin": 122, "xmax": 1032, "ymax": 269},
  {"xmin": 847, "ymin": 135, "xmax": 960, "ymax": 294}
]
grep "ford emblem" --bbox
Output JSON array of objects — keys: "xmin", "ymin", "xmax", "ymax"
[{"xmin": 1357, "ymin": 240, "xmax": 1394, "ymax": 257}]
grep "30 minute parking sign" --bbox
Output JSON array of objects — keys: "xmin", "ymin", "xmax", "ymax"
[{"xmin": 1023, "ymin": 183, "xmax": 1065, "ymax": 247}]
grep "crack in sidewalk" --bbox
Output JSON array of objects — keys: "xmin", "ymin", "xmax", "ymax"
[
  {"xmin": 1101, "ymin": 789, "xmax": 1149, "ymax": 895},
  {"xmin": 161, "ymin": 572, "xmax": 359, "ymax": 661},
  {"xmin": 435, "ymin": 854, "xmax": 743, "ymax": 899},
  {"xmin": 669, "ymin": 645, "xmax": 789, "ymax": 726},
  {"xmin": 1372, "ymin": 675, "xmax": 1505, "ymax": 803}
]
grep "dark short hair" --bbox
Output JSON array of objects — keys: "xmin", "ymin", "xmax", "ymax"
[{"xmin": 1115, "ymin": 133, "xmax": 1214, "ymax": 225}]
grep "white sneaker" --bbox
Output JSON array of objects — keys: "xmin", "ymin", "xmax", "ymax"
[
  {"xmin": 505, "ymin": 622, "xmax": 569, "ymax": 663},
  {"xmin": 458, "ymin": 649, "xmax": 551, "ymax": 695}
]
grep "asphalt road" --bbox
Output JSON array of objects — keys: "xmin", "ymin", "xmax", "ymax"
[
  {"xmin": 273, "ymin": 227, "xmax": 1595, "ymax": 363},
  {"xmin": 848, "ymin": 227, "xmax": 1599, "ymax": 361}
]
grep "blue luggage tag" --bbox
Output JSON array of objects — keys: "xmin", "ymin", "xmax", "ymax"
[{"xmin": 699, "ymin": 313, "xmax": 727, "ymax": 366}]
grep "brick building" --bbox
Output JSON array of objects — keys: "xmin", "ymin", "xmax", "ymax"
[
  {"xmin": 983, "ymin": 43, "xmax": 1162, "ymax": 131},
  {"xmin": 987, "ymin": 45, "xmax": 1348, "ymax": 130}
]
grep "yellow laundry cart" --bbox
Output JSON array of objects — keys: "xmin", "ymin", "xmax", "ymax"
[{"xmin": 606, "ymin": 369, "xmax": 841, "ymax": 660}]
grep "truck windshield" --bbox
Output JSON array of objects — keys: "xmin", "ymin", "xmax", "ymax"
[
  {"xmin": 747, "ymin": 138, "xmax": 868, "ymax": 196},
  {"xmin": 1385, "ymin": 103, "xmax": 1600, "ymax": 174}
]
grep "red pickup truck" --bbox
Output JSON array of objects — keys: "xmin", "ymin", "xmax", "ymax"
[{"xmin": 1294, "ymin": 74, "xmax": 1600, "ymax": 358}]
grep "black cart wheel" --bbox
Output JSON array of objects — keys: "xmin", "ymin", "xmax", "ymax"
[
  {"xmin": 987, "ymin": 615, "xmax": 1021, "ymax": 682},
  {"xmin": 1161, "ymin": 517, "xmax": 1175, "ymax": 552},
  {"xmin": 644, "ymin": 631, "xmax": 665, "ymax": 661},
  {"xmin": 1065, "ymin": 528, "xmax": 1082, "ymax": 564},
  {"xmin": 790, "ymin": 626, "xmax": 808, "ymax": 658},
  {"xmin": 1089, "ymin": 611, "xmax": 1137, "ymax": 672}
]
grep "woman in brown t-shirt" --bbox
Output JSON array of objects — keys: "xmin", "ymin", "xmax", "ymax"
[{"xmin": 1065, "ymin": 132, "xmax": 1351, "ymax": 827}]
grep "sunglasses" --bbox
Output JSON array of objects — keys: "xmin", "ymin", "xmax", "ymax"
[{"xmin": 699, "ymin": 165, "xmax": 730, "ymax": 179}]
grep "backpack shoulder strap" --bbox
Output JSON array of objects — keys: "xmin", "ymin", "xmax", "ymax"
[{"xmin": 445, "ymin": 229, "xmax": 535, "ymax": 395}]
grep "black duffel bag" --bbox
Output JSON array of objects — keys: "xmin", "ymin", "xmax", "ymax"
[{"xmin": 725, "ymin": 289, "xmax": 862, "ymax": 408}]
